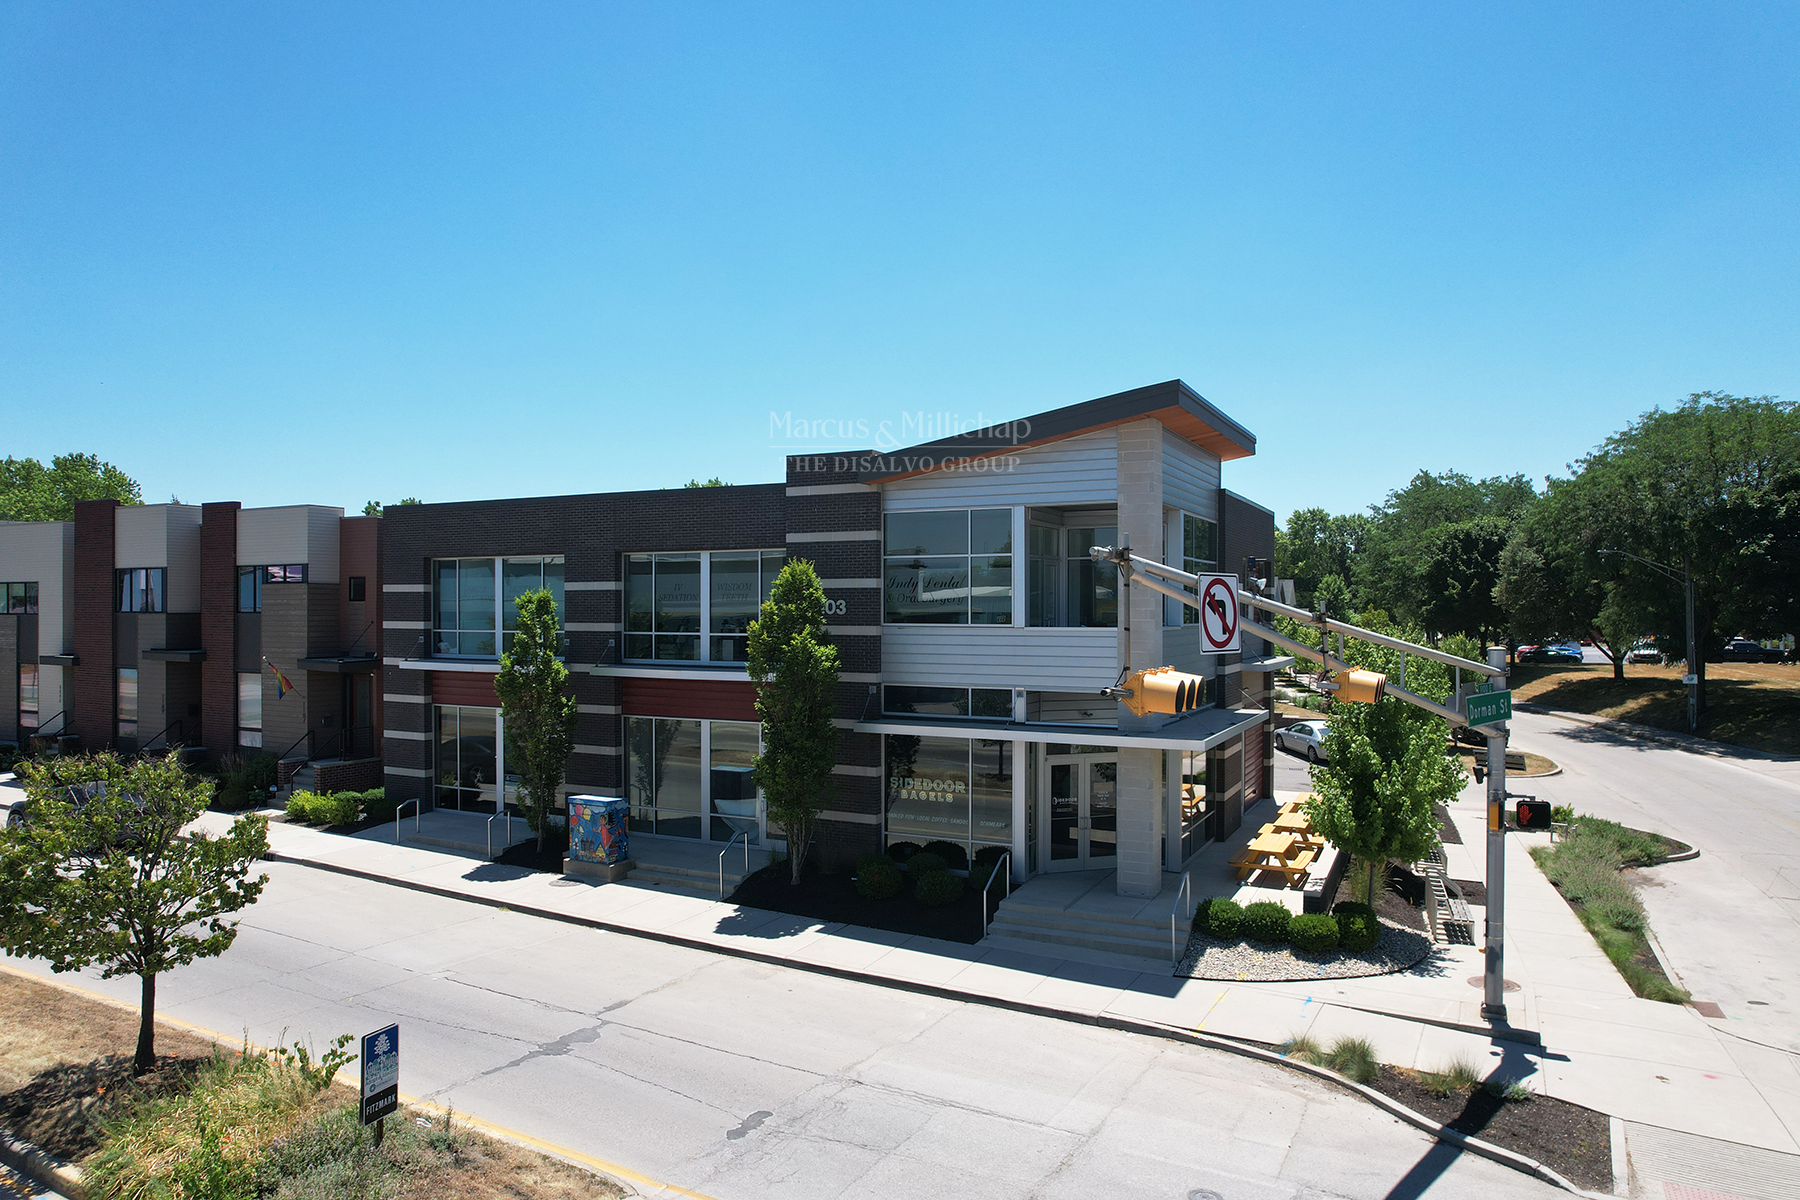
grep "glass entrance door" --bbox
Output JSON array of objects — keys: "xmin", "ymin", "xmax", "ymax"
[{"xmin": 1044, "ymin": 750, "xmax": 1118, "ymax": 869}]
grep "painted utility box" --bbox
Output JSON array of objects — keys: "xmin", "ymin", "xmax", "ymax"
[{"xmin": 566, "ymin": 795, "xmax": 631, "ymax": 880}]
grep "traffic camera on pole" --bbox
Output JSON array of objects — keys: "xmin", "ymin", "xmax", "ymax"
[{"xmin": 1103, "ymin": 666, "xmax": 1209, "ymax": 718}]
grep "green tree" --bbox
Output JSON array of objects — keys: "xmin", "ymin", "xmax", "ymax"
[
  {"xmin": 1496, "ymin": 481, "xmax": 1643, "ymax": 677},
  {"xmin": 1313, "ymin": 573, "xmax": 1354, "ymax": 622},
  {"xmin": 1275, "ymin": 509, "xmax": 1371, "ymax": 607},
  {"xmin": 1306, "ymin": 700, "xmax": 1464, "ymax": 907},
  {"xmin": 0, "ymin": 453, "xmax": 142, "ymax": 521},
  {"xmin": 494, "ymin": 590, "xmax": 578, "ymax": 854},
  {"xmin": 1419, "ymin": 516, "xmax": 1511, "ymax": 646},
  {"xmin": 0, "ymin": 752, "xmax": 269, "ymax": 1073},
  {"xmin": 684, "ymin": 477, "xmax": 729, "ymax": 488},
  {"xmin": 1357, "ymin": 470, "xmax": 1536, "ymax": 628},
  {"xmin": 1557, "ymin": 392, "xmax": 1799, "ymax": 715},
  {"xmin": 747, "ymin": 559, "xmax": 841, "ymax": 882},
  {"xmin": 362, "ymin": 500, "xmax": 382, "ymax": 516}
]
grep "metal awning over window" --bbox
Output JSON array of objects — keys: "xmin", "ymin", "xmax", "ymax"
[{"xmin": 854, "ymin": 706, "xmax": 1268, "ymax": 752}]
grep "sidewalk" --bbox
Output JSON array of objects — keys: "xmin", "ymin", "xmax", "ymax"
[{"xmin": 193, "ymin": 797, "xmax": 1800, "ymax": 1164}]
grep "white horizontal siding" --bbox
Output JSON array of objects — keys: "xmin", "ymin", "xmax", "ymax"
[
  {"xmin": 239, "ymin": 505, "xmax": 345, "ymax": 581},
  {"xmin": 882, "ymin": 429, "xmax": 1117, "ymax": 510},
  {"xmin": 115, "ymin": 505, "xmax": 202, "ymax": 611},
  {"xmin": 881, "ymin": 625, "xmax": 1118, "ymax": 690},
  {"xmin": 0, "ymin": 520, "xmax": 75, "ymax": 720},
  {"xmin": 1162, "ymin": 428, "xmax": 1220, "ymax": 522},
  {"xmin": 164, "ymin": 508, "xmax": 202, "ymax": 611}
]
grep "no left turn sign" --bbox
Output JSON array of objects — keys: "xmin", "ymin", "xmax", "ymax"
[{"xmin": 1199, "ymin": 575, "xmax": 1240, "ymax": 653}]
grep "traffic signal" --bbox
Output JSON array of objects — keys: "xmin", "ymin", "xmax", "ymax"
[
  {"xmin": 1515, "ymin": 799, "xmax": 1553, "ymax": 831},
  {"xmin": 1113, "ymin": 666, "xmax": 1209, "ymax": 718},
  {"xmin": 1323, "ymin": 668, "xmax": 1388, "ymax": 704}
]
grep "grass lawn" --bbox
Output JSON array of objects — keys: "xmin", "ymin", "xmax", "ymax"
[
  {"xmin": 1509, "ymin": 660, "xmax": 1800, "ymax": 754},
  {"xmin": 0, "ymin": 970, "xmax": 623, "ymax": 1200}
]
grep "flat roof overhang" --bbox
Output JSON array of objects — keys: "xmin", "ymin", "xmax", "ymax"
[
  {"xmin": 142, "ymin": 648, "xmax": 206, "ymax": 663},
  {"xmin": 855, "ymin": 379, "xmax": 1257, "ymax": 484},
  {"xmin": 298, "ymin": 655, "xmax": 381, "ymax": 674},
  {"xmin": 39, "ymin": 653, "xmax": 78, "ymax": 666},
  {"xmin": 855, "ymin": 705, "xmax": 1269, "ymax": 752}
]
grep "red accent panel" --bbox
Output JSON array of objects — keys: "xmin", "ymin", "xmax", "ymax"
[
  {"xmin": 432, "ymin": 671, "xmax": 500, "ymax": 708},
  {"xmin": 622, "ymin": 677, "xmax": 759, "ymax": 722}
]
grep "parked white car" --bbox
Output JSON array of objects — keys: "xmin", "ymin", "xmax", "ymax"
[
  {"xmin": 1625, "ymin": 641, "xmax": 1662, "ymax": 664},
  {"xmin": 1276, "ymin": 719, "xmax": 1329, "ymax": 764}
]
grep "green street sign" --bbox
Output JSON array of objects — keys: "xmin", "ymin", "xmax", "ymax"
[{"xmin": 1465, "ymin": 689, "xmax": 1512, "ymax": 728}]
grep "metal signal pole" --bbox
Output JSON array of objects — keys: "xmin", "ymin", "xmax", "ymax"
[{"xmin": 1482, "ymin": 644, "xmax": 1509, "ymax": 1020}]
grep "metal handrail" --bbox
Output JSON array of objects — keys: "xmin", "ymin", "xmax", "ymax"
[
  {"xmin": 139, "ymin": 717, "xmax": 185, "ymax": 753},
  {"xmin": 32, "ymin": 710, "xmax": 68, "ymax": 738},
  {"xmin": 1170, "ymin": 871, "xmax": 1193, "ymax": 961},
  {"xmin": 274, "ymin": 729, "xmax": 312, "ymax": 765},
  {"xmin": 395, "ymin": 797, "xmax": 420, "ymax": 844},
  {"xmin": 719, "ymin": 830, "xmax": 750, "ymax": 900},
  {"xmin": 979, "ymin": 852, "xmax": 1012, "ymax": 938},
  {"xmin": 486, "ymin": 811, "xmax": 515, "ymax": 860}
]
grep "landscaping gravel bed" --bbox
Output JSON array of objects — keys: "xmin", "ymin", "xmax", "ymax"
[{"xmin": 1176, "ymin": 917, "xmax": 1435, "ymax": 981}]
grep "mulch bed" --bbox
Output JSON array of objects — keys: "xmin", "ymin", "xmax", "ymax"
[
  {"xmin": 496, "ymin": 832, "xmax": 572, "ymax": 872},
  {"xmin": 1177, "ymin": 916, "xmax": 1434, "ymax": 981},
  {"xmin": 1434, "ymin": 804, "xmax": 1462, "ymax": 844},
  {"xmin": 0, "ymin": 1052, "xmax": 211, "ymax": 1161},
  {"xmin": 728, "ymin": 864, "xmax": 999, "ymax": 944},
  {"xmin": 1373, "ymin": 1065, "xmax": 1613, "ymax": 1192}
]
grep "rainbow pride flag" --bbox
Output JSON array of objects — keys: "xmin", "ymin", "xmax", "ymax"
[{"xmin": 268, "ymin": 661, "xmax": 296, "ymax": 699}]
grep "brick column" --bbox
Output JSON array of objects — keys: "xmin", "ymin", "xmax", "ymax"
[
  {"xmin": 200, "ymin": 502, "xmax": 239, "ymax": 760},
  {"xmin": 71, "ymin": 500, "xmax": 118, "ymax": 750},
  {"xmin": 785, "ymin": 452, "xmax": 884, "ymax": 871},
  {"xmin": 1114, "ymin": 420, "xmax": 1166, "ymax": 898}
]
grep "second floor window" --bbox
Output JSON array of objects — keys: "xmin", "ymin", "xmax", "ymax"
[
  {"xmin": 237, "ymin": 564, "xmax": 307, "ymax": 613},
  {"xmin": 883, "ymin": 509, "xmax": 1012, "ymax": 625},
  {"xmin": 625, "ymin": 550, "xmax": 784, "ymax": 662},
  {"xmin": 4, "ymin": 582, "xmax": 38, "ymax": 613},
  {"xmin": 1177, "ymin": 514, "xmax": 1218, "ymax": 626},
  {"xmin": 117, "ymin": 568, "xmax": 166, "ymax": 613},
  {"xmin": 433, "ymin": 556, "xmax": 564, "ymax": 657}
]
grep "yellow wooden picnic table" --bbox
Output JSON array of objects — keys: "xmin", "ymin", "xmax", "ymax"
[{"xmin": 1228, "ymin": 830, "xmax": 1317, "ymax": 887}]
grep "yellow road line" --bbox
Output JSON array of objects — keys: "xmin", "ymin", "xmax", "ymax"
[{"xmin": 0, "ymin": 962, "xmax": 723, "ymax": 1200}]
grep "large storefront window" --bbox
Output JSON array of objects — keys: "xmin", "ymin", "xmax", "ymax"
[
  {"xmin": 436, "ymin": 705, "xmax": 501, "ymax": 813},
  {"xmin": 883, "ymin": 509, "xmax": 1012, "ymax": 625},
  {"xmin": 433, "ymin": 557, "xmax": 564, "ymax": 657},
  {"xmin": 883, "ymin": 733, "xmax": 1012, "ymax": 859},
  {"xmin": 1178, "ymin": 748, "xmax": 1219, "ymax": 861},
  {"xmin": 883, "ymin": 686, "xmax": 1011, "ymax": 719},
  {"xmin": 1065, "ymin": 527, "xmax": 1118, "ymax": 628},
  {"xmin": 626, "ymin": 716, "xmax": 764, "ymax": 842},
  {"xmin": 624, "ymin": 552, "xmax": 783, "ymax": 663}
]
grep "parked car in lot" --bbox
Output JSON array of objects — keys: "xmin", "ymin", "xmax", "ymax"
[
  {"xmin": 1717, "ymin": 638, "xmax": 1785, "ymax": 663},
  {"xmin": 1276, "ymin": 719, "xmax": 1329, "ymax": 763},
  {"xmin": 1519, "ymin": 643, "xmax": 1583, "ymax": 665},
  {"xmin": 1625, "ymin": 641, "xmax": 1662, "ymax": 664}
]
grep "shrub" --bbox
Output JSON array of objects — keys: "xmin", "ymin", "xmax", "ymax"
[
  {"xmin": 1552, "ymin": 804, "xmax": 1575, "ymax": 825},
  {"xmin": 216, "ymin": 752, "xmax": 280, "ymax": 811},
  {"xmin": 1240, "ymin": 900, "xmax": 1292, "ymax": 945},
  {"xmin": 972, "ymin": 843, "xmax": 1009, "ymax": 876},
  {"xmin": 359, "ymin": 788, "xmax": 399, "ymax": 823},
  {"xmin": 856, "ymin": 852, "xmax": 896, "ymax": 876},
  {"xmin": 1278, "ymin": 1034, "xmax": 1323, "ymax": 1063},
  {"xmin": 885, "ymin": 841, "xmax": 921, "ymax": 864},
  {"xmin": 854, "ymin": 861, "xmax": 902, "ymax": 900},
  {"xmin": 1420, "ymin": 1057, "xmax": 1484, "ymax": 1096},
  {"xmin": 920, "ymin": 840, "xmax": 968, "ymax": 870},
  {"xmin": 1332, "ymin": 901, "xmax": 1379, "ymax": 952},
  {"xmin": 1195, "ymin": 897, "xmax": 1243, "ymax": 939},
  {"xmin": 906, "ymin": 851, "xmax": 949, "ymax": 877},
  {"xmin": 319, "ymin": 793, "xmax": 360, "ymax": 826},
  {"xmin": 0, "ymin": 743, "xmax": 20, "ymax": 775},
  {"xmin": 284, "ymin": 790, "xmax": 324, "ymax": 823},
  {"xmin": 1289, "ymin": 913, "xmax": 1340, "ymax": 954},
  {"xmin": 1323, "ymin": 1036, "xmax": 1378, "ymax": 1083},
  {"xmin": 912, "ymin": 869, "xmax": 963, "ymax": 907}
]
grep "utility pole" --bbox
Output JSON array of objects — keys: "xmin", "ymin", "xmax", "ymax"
[
  {"xmin": 1482, "ymin": 644, "xmax": 1509, "ymax": 1021},
  {"xmin": 1684, "ymin": 560, "xmax": 1698, "ymax": 733}
]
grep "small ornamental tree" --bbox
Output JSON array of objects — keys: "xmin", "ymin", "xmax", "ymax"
[
  {"xmin": 0, "ymin": 752, "xmax": 270, "ymax": 1073},
  {"xmin": 747, "ymin": 559, "xmax": 840, "ymax": 883},
  {"xmin": 495, "ymin": 588, "xmax": 578, "ymax": 854},
  {"xmin": 1305, "ymin": 699, "xmax": 1463, "ymax": 908}
]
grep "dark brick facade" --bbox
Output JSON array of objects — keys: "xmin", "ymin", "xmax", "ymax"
[
  {"xmin": 200, "ymin": 502, "xmax": 239, "ymax": 759},
  {"xmin": 72, "ymin": 499, "xmax": 118, "ymax": 751}
]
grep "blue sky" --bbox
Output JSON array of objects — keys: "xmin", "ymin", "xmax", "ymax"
[{"xmin": 3, "ymin": 4, "xmax": 1794, "ymax": 523}]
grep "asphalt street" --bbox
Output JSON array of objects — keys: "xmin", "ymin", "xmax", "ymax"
[
  {"xmin": 4, "ymin": 859, "xmax": 1559, "ymax": 1200},
  {"xmin": 1504, "ymin": 708, "xmax": 1800, "ymax": 1052}
]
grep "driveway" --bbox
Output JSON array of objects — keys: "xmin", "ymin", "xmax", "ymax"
[{"xmin": 1506, "ymin": 709, "xmax": 1800, "ymax": 1053}]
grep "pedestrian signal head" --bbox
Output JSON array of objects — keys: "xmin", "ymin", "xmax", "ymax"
[
  {"xmin": 1515, "ymin": 800, "xmax": 1553, "ymax": 831},
  {"xmin": 1113, "ymin": 666, "xmax": 1209, "ymax": 718},
  {"xmin": 1323, "ymin": 668, "xmax": 1387, "ymax": 704}
]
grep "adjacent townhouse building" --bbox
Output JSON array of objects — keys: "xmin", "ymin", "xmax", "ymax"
[
  {"xmin": 381, "ymin": 380, "xmax": 1281, "ymax": 897},
  {"xmin": 0, "ymin": 500, "xmax": 383, "ymax": 787}
]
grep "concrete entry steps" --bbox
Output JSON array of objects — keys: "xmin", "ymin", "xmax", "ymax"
[
  {"xmin": 622, "ymin": 834, "xmax": 777, "ymax": 901},
  {"xmin": 988, "ymin": 868, "xmax": 1187, "ymax": 961}
]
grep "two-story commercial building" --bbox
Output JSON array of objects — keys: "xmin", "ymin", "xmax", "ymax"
[{"xmin": 380, "ymin": 380, "xmax": 1280, "ymax": 897}]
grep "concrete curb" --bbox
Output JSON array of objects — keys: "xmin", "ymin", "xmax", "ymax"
[
  {"xmin": 0, "ymin": 1127, "xmax": 85, "ymax": 1200},
  {"xmin": 267, "ymin": 846, "xmax": 1598, "ymax": 1195}
]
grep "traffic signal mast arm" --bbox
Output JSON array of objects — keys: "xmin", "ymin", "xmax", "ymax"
[{"xmin": 1091, "ymin": 546, "xmax": 1501, "ymax": 727}]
